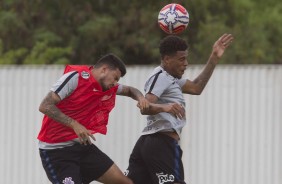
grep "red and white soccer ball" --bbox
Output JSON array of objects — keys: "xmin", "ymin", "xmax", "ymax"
[{"xmin": 158, "ymin": 3, "xmax": 189, "ymax": 34}]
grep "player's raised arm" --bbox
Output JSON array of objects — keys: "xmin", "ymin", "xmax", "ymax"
[{"xmin": 181, "ymin": 33, "xmax": 234, "ymax": 95}]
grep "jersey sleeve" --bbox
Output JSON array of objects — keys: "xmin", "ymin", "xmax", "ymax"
[
  {"xmin": 144, "ymin": 73, "xmax": 171, "ymax": 97},
  {"xmin": 50, "ymin": 71, "xmax": 79, "ymax": 100},
  {"xmin": 177, "ymin": 78, "xmax": 187, "ymax": 88},
  {"xmin": 116, "ymin": 84, "xmax": 123, "ymax": 94}
]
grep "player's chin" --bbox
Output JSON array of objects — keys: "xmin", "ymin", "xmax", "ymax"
[
  {"xmin": 101, "ymin": 86, "xmax": 108, "ymax": 91},
  {"xmin": 177, "ymin": 72, "xmax": 184, "ymax": 78},
  {"xmin": 108, "ymin": 84, "xmax": 114, "ymax": 89}
]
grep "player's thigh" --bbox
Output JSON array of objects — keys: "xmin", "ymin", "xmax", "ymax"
[
  {"xmin": 80, "ymin": 144, "xmax": 114, "ymax": 183},
  {"xmin": 126, "ymin": 158, "xmax": 153, "ymax": 184},
  {"xmin": 39, "ymin": 148, "xmax": 82, "ymax": 184},
  {"xmin": 126, "ymin": 136, "xmax": 153, "ymax": 184},
  {"xmin": 97, "ymin": 163, "xmax": 133, "ymax": 184},
  {"xmin": 142, "ymin": 134, "xmax": 185, "ymax": 184}
]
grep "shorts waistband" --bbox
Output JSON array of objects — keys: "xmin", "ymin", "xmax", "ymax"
[{"xmin": 158, "ymin": 131, "xmax": 180, "ymax": 140}]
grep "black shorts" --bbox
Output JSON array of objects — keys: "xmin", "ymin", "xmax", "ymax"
[
  {"xmin": 126, "ymin": 133, "xmax": 186, "ymax": 184},
  {"xmin": 39, "ymin": 143, "xmax": 113, "ymax": 184}
]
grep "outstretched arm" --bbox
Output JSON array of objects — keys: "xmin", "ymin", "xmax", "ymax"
[
  {"xmin": 182, "ymin": 33, "xmax": 234, "ymax": 95},
  {"xmin": 117, "ymin": 85, "xmax": 149, "ymax": 111},
  {"xmin": 138, "ymin": 93, "xmax": 185, "ymax": 119},
  {"xmin": 39, "ymin": 91, "xmax": 95, "ymax": 145}
]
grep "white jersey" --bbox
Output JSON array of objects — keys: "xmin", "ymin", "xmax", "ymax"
[{"xmin": 141, "ymin": 66, "xmax": 187, "ymax": 136}]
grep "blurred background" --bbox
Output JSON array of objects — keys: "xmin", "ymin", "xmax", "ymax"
[
  {"xmin": 0, "ymin": 0, "xmax": 282, "ymax": 184},
  {"xmin": 0, "ymin": 0, "xmax": 281, "ymax": 65}
]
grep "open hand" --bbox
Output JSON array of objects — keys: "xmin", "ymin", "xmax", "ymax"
[
  {"xmin": 163, "ymin": 103, "xmax": 185, "ymax": 119},
  {"xmin": 212, "ymin": 33, "xmax": 234, "ymax": 58}
]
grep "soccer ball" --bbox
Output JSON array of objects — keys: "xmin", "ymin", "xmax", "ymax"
[{"xmin": 158, "ymin": 3, "xmax": 189, "ymax": 34}]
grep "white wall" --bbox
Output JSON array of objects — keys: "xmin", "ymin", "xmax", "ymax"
[{"xmin": 0, "ymin": 65, "xmax": 281, "ymax": 184}]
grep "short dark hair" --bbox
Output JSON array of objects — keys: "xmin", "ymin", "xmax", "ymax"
[
  {"xmin": 94, "ymin": 53, "xmax": 127, "ymax": 77},
  {"xmin": 159, "ymin": 35, "xmax": 188, "ymax": 59}
]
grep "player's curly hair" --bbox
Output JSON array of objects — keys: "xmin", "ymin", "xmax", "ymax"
[
  {"xmin": 94, "ymin": 53, "xmax": 126, "ymax": 77},
  {"xmin": 159, "ymin": 35, "xmax": 188, "ymax": 59}
]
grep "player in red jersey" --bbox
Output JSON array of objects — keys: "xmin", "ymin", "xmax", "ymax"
[{"xmin": 37, "ymin": 53, "xmax": 149, "ymax": 184}]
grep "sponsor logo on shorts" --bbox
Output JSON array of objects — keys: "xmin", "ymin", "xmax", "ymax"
[
  {"xmin": 156, "ymin": 173, "xmax": 175, "ymax": 184},
  {"xmin": 62, "ymin": 177, "xmax": 74, "ymax": 184},
  {"xmin": 81, "ymin": 71, "xmax": 90, "ymax": 79}
]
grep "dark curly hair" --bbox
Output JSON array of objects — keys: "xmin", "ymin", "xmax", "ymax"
[
  {"xmin": 159, "ymin": 35, "xmax": 188, "ymax": 59},
  {"xmin": 94, "ymin": 53, "xmax": 126, "ymax": 77}
]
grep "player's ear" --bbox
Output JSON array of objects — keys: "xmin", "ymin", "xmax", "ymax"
[
  {"xmin": 99, "ymin": 65, "xmax": 108, "ymax": 77},
  {"xmin": 163, "ymin": 55, "xmax": 170, "ymax": 65}
]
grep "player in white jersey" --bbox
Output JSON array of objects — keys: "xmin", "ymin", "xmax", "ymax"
[{"xmin": 126, "ymin": 33, "xmax": 234, "ymax": 184}]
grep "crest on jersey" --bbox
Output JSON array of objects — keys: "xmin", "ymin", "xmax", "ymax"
[{"xmin": 81, "ymin": 71, "xmax": 90, "ymax": 79}]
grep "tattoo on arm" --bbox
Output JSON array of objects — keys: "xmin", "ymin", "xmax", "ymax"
[
  {"xmin": 118, "ymin": 85, "xmax": 143, "ymax": 101},
  {"xmin": 39, "ymin": 92, "xmax": 74, "ymax": 127},
  {"xmin": 193, "ymin": 57, "xmax": 217, "ymax": 91}
]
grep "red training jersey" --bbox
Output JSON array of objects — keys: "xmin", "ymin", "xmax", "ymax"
[{"xmin": 37, "ymin": 65, "xmax": 118, "ymax": 143}]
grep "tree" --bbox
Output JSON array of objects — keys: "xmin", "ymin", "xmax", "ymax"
[{"xmin": 0, "ymin": 0, "xmax": 281, "ymax": 64}]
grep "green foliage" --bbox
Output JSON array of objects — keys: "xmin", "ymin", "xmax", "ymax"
[
  {"xmin": 0, "ymin": 11, "xmax": 28, "ymax": 49},
  {"xmin": 33, "ymin": 29, "xmax": 62, "ymax": 44},
  {"xmin": 0, "ymin": 48, "xmax": 28, "ymax": 64},
  {"xmin": 0, "ymin": 0, "xmax": 281, "ymax": 64},
  {"xmin": 23, "ymin": 41, "xmax": 72, "ymax": 64}
]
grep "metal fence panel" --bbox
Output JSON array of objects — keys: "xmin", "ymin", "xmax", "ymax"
[{"xmin": 0, "ymin": 65, "xmax": 281, "ymax": 184}]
